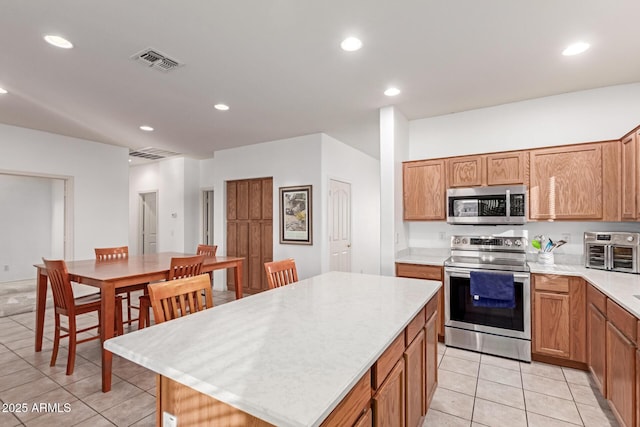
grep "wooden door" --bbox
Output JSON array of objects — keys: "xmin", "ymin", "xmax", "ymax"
[
  {"xmin": 404, "ymin": 329, "xmax": 425, "ymax": 427},
  {"xmin": 403, "ymin": 160, "xmax": 445, "ymax": 220},
  {"xmin": 588, "ymin": 302, "xmax": 607, "ymax": 395},
  {"xmin": 622, "ymin": 132, "xmax": 637, "ymax": 220},
  {"xmin": 425, "ymin": 309, "xmax": 438, "ymax": 408},
  {"xmin": 447, "ymin": 155, "xmax": 484, "ymax": 187},
  {"xmin": 533, "ymin": 291, "xmax": 570, "ymax": 358},
  {"xmin": 329, "ymin": 179, "xmax": 351, "ymax": 272},
  {"xmin": 486, "ymin": 152, "xmax": 526, "ymax": 185},
  {"xmin": 373, "ymin": 359, "xmax": 405, "ymax": 427},
  {"xmin": 529, "ymin": 144, "xmax": 603, "ymax": 220},
  {"xmin": 227, "ymin": 178, "xmax": 273, "ymax": 294},
  {"xmin": 606, "ymin": 322, "xmax": 636, "ymax": 427}
]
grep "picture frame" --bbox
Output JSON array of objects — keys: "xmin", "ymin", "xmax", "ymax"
[{"xmin": 279, "ymin": 185, "xmax": 312, "ymax": 245}]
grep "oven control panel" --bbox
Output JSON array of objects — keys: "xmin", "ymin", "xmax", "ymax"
[{"xmin": 451, "ymin": 235, "xmax": 527, "ymax": 252}]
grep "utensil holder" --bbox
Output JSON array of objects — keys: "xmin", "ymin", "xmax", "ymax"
[{"xmin": 538, "ymin": 252, "xmax": 554, "ymax": 265}]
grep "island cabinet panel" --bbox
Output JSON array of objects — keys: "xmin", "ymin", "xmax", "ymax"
[
  {"xmin": 402, "ymin": 160, "xmax": 446, "ymax": 220},
  {"xmin": 529, "ymin": 144, "xmax": 604, "ymax": 220},
  {"xmin": 373, "ymin": 359, "xmax": 406, "ymax": 427},
  {"xmin": 621, "ymin": 131, "xmax": 637, "ymax": 220},
  {"xmin": 320, "ymin": 372, "xmax": 372, "ymax": 427},
  {"xmin": 353, "ymin": 408, "xmax": 372, "ymax": 427},
  {"xmin": 486, "ymin": 151, "xmax": 526, "ymax": 185},
  {"xmin": 587, "ymin": 293, "xmax": 607, "ymax": 395},
  {"xmin": 607, "ymin": 322, "xmax": 636, "ymax": 427},
  {"xmin": 404, "ymin": 329, "xmax": 426, "ymax": 427},
  {"xmin": 424, "ymin": 308, "xmax": 438, "ymax": 408},
  {"xmin": 374, "ymin": 333, "xmax": 405, "ymax": 389},
  {"xmin": 447, "ymin": 155, "xmax": 484, "ymax": 188}
]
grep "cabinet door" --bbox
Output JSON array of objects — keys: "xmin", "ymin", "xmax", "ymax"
[
  {"xmin": 373, "ymin": 359, "xmax": 405, "ymax": 427},
  {"xmin": 587, "ymin": 303, "xmax": 607, "ymax": 396},
  {"xmin": 404, "ymin": 330, "xmax": 425, "ymax": 427},
  {"xmin": 622, "ymin": 132, "xmax": 637, "ymax": 220},
  {"xmin": 425, "ymin": 309, "xmax": 438, "ymax": 408},
  {"xmin": 529, "ymin": 144, "xmax": 603, "ymax": 220},
  {"xmin": 486, "ymin": 152, "xmax": 525, "ymax": 185},
  {"xmin": 354, "ymin": 407, "xmax": 372, "ymax": 427},
  {"xmin": 403, "ymin": 160, "xmax": 445, "ymax": 220},
  {"xmin": 533, "ymin": 291, "xmax": 570, "ymax": 358},
  {"xmin": 448, "ymin": 155, "xmax": 483, "ymax": 187},
  {"xmin": 606, "ymin": 322, "xmax": 636, "ymax": 427}
]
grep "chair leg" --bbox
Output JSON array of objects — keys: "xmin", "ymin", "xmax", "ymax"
[
  {"xmin": 116, "ymin": 298, "xmax": 124, "ymax": 336},
  {"xmin": 126, "ymin": 291, "xmax": 132, "ymax": 325},
  {"xmin": 138, "ymin": 296, "xmax": 149, "ymax": 330},
  {"xmin": 66, "ymin": 316, "xmax": 77, "ymax": 375},
  {"xmin": 50, "ymin": 313, "xmax": 61, "ymax": 367}
]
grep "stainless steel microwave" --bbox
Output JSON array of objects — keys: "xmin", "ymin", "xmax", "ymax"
[
  {"xmin": 446, "ymin": 185, "xmax": 527, "ymax": 225},
  {"xmin": 584, "ymin": 232, "xmax": 640, "ymax": 274}
]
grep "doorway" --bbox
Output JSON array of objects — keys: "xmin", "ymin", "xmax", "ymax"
[
  {"xmin": 329, "ymin": 179, "xmax": 351, "ymax": 272},
  {"xmin": 202, "ymin": 190, "xmax": 214, "ymax": 245},
  {"xmin": 139, "ymin": 191, "xmax": 158, "ymax": 255}
]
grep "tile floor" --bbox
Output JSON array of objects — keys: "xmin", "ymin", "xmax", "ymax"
[{"xmin": 0, "ymin": 287, "xmax": 620, "ymax": 426}]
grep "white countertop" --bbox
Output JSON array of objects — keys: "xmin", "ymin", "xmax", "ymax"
[
  {"xmin": 104, "ymin": 271, "xmax": 441, "ymax": 427},
  {"xmin": 395, "ymin": 254, "xmax": 448, "ymax": 266}
]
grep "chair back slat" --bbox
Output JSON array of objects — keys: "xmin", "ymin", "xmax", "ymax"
[
  {"xmin": 264, "ymin": 259, "xmax": 298, "ymax": 289},
  {"xmin": 196, "ymin": 244, "xmax": 218, "ymax": 257},
  {"xmin": 43, "ymin": 259, "xmax": 75, "ymax": 313},
  {"xmin": 95, "ymin": 246, "xmax": 129, "ymax": 261},
  {"xmin": 148, "ymin": 274, "xmax": 214, "ymax": 324},
  {"xmin": 168, "ymin": 255, "xmax": 205, "ymax": 280}
]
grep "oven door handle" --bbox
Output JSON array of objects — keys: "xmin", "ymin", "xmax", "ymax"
[{"xmin": 446, "ymin": 267, "xmax": 530, "ymax": 281}]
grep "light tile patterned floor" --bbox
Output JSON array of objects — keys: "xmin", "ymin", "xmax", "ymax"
[
  {"xmin": 0, "ymin": 288, "xmax": 620, "ymax": 426},
  {"xmin": 423, "ymin": 344, "xmax": 619, "ymax": 427}
]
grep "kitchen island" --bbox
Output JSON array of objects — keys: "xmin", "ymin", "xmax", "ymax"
[{"xmin": 104, "ymin": 271, "xmax": 441, "ymax": 426}]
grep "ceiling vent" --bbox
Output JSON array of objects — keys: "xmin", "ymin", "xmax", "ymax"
[
  {"xmin": 131, "ymin": 48, "xmax": 183, "ymax": 72},
  {"xmin": 129, "ymin": 147, "xmax": 181, "ymax": 161}
]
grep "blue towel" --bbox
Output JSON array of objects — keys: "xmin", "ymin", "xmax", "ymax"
[{"xmin": 470, "ymin": 270, "xmax": 515, "ymax": 309}]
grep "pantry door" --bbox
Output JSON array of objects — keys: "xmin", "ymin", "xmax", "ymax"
[{"xmin": 329, "ymin": 179, "xmax": 351, "ymax": 272}]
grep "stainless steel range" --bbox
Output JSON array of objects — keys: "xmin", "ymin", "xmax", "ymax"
[{"xmin": 444, "ymin": 235, "xmax": 531, "ymax": 362}]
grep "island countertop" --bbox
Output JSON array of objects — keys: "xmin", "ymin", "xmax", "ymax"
[{"xmin": 104, "ymin": 271, "xmax": 441, "ymax": 427}]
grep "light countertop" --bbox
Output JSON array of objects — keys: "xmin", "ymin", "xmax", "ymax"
[{"xmin": 104, "ymin": 271, "xmax": 441, "ymax": 427}]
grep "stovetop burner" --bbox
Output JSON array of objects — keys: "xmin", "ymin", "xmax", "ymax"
[{"xmin": 445, "ymin": 234, "xmax": 530, "ymax": 272}]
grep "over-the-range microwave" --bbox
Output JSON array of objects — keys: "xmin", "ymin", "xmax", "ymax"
[{"xmin": 446, "ymin": 185, "xmax": 527, "ymax": 225}]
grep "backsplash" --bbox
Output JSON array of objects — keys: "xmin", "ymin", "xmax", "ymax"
[{"xmin": 407, "ymin": 221, "xmax": 640, "ymax": 265}]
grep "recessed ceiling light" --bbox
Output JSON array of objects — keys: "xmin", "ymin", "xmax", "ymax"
[
  {"xmin": 214, "ymin": 104, "xmax": 229, "ymax": 111},
  {"xmin": 44, "ymin": 35, "xmax": 74, "ymax": 49},
  {"xmin": 340, "ymin": 37, "xmax": 362, "ymax": 52},
  {"xmin": 139, "ymin": 125, "xmax": 154, "ymax": 132},
  {"xmin": 562, "ymin": 42, "xmax": 590, "ymax": 56},
  {"xmin": 384, "ymin": 87, "xmax": 401, "ymax": 97},
  {"xmin": 0, "ymin": 87, "xmax": 7, "ymax": 94}
]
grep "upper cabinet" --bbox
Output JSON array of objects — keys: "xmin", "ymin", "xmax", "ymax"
[
  {"xmin": 622, "ymin": 130, "xmax": 639, "ymax": 220},
  {"xmin": 486, "ymin": 152, "xmax": 527, "ymax": 186},
  {"xmin": 403, "ymin": 159, "xmax": 446, "ymax": 220},
  {"xmin": 529, "ymin": 142, "xmax": 619, "ymax": 221},
  {"xmin": 447, "ymin": 155, "xmax": 483, "ymax": 187}
]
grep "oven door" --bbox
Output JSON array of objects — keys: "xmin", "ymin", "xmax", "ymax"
[{"xmin": 445, "ymin": 266, "xmax": 531, "ymax": 340}]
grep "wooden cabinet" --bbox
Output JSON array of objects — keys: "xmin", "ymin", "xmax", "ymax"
[
  {"xmin": 486, "ymin": 152, "xmax": 526, "ymax": 185},
  {"xmin": 532, "ymin": 275, "xmax": 586, "ymax": 362},
  {"xmin": 320, "ymin": 372, "xmax": 372, "ymax": 427},
  {"xmin": 425, "ymin": 307, "xmax": 438, "ymax": 408},
  {"xmin": 404, "ymin": 330, "xmax": 425, "ymax": 427},
  {"xmin": 621, "ymin": 130, "xmax": 639, "ymax": 220},
  {"xmin": 402, "ymin": 160, "xmax": 446, "ymax": 220},
  {"xmin": 607, "ymin": 320, "xmax": 636, "ymax": 427},
  {"xmin": 587, "ymin": 284, "xmax": 607, "ymax": 395},
  {"xmin": 529, "ymin": 142, "xmax": 620, "ymax": 221},
  {"xmin": 447, "ymin": 155, "xmax": 483, "ymax": 187},
  {"xmin": 373, "ymin": 358, "xmax": 406, "ymax": 427}
]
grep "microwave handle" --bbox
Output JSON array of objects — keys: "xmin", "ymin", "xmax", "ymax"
[{"xmin": 506, "ymin": 189, "xmax": 511, "ymax": 219}]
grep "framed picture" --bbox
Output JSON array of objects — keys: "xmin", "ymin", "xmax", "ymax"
[{"xmin": 279, "ymin": 185, "xmax": 312, "ymax": 245}]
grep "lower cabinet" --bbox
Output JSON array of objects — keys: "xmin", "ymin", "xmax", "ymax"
[
  {"xmin": 404, "ymin": 330, "xmax": 425, "ymax": 427},
  {"xmin": 425, "ymin": 308, "xmax": 438, "ymax": 407},
  {"xmin": 587, "ymin": 285, "xmax": 607, "ymax": 395},
  {"xmin": 373, "ymin": 359, "xmax": 406, "ymax": 427}
]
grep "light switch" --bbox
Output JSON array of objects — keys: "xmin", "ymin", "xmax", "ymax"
[{"xmin": 163, "ymin": 411, "xmax": 177, "ymax": 427}]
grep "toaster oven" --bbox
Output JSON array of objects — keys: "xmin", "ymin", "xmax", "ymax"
[{"xmin": 584, "ymin": 232, "xmax": 640, "ymax": 274}]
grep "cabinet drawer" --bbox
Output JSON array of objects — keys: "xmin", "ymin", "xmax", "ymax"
[
  {"xmin": 607, "ymin": 299, "xmax": 637, "ymax": 345},
  {"xmin": 426, "ymin": 293, "xmax": 438, "ymax": 320},
  {"xmin": 395, "ymin": 263, "xmax": 442, "ymax": 281},
  {"xmin": 373, "ymin": 333, "xmax": 405, "ymax": 390},
  {"xmin": 587, "ymin": 284, "xmax": 606, "ymax": 314},
  {"xmin": 320, "ymin": 371, "xmax": 371, "ymax": 427},
  {"xmin": 405, "ymin": 307, "xmax": 426, "ymax": 346},
  {"xmin": 533, "ymin": 274, "xmax": 570, "ymax": 293}
]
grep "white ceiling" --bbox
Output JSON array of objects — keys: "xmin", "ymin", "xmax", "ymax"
[{"xmin": 1, "ymin": 1, "xmax": 640, "ymax": 160}]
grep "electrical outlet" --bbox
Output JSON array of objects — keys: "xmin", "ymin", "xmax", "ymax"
[
  {"xmin": 163, "ymin": 412, "xmax": 177, "ymax": 427},
  {"xmin": 561, "ymin": 233, "xmax": 571, "ymax": 243},
  {"xmin": 3, "ymin": 265, "xmax": 8, "ymax": 271}
]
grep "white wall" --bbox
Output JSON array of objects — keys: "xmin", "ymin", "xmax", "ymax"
[
  {"xmin": 0, "ymin": 123, "xmax": 129, "ymax": 263},
  {"xmin": 406, "ymin": 83, "xmax": 640, "ymax": 253},
  {"xmin": 320, "ymin": 134, "xmax": 381, "ymax": 275}
]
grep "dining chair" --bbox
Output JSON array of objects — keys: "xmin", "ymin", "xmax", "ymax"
[
  {"xmin": 197, "ymin": 244, "xmax": 217, "ymax": 282},
  {"xmin": 264, "ymin": 258, "xmax": 298, "ymax": 289},
  {"xmin": 147, "ymin": 274, "xmax": 214, "ymax": 324},
  {"xmin": 43, "ymin": 258, "xmax": 124, "ymax": 375},
  {"xmin": 95, "ymin": 246, "xmax": 147, "ymax": 326},
  {"xmin": 138, "ymin": 254, "xmax": 206, "ymax": 329}
]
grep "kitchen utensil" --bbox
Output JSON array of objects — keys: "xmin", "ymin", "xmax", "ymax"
[{"xmin": 532, "ymin": 240, "xmax": 541, "ymax": 250}]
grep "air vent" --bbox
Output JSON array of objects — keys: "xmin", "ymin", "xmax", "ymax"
[
  {"xmin": 131, "ymin": 48, "xmax": 183, "ymax": 72},
  {"xmin": 129, "ymin": 147, "xmax": 181, "ymax": 160}
]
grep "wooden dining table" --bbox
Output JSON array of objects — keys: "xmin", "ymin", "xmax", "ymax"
[{"xmin": 33, "ymin": 252, "xmax": 244, "ymax": 392}]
